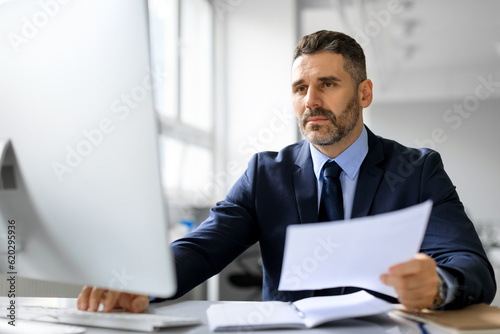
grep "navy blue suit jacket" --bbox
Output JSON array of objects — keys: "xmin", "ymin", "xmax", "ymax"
[{"xmin": 170, "ymin": 127, "xmax": 496, "ymax": 309}]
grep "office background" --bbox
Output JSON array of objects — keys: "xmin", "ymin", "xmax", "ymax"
[{"xmin": 2, "ymin": 0, "xmax": 499, "ymax": 304}]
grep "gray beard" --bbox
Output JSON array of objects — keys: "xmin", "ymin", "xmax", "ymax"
[{"xmin": 298, "ymin": 95, "xmax": 360, "ymax": 146}]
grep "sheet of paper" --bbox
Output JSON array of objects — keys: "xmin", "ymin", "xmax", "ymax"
[
  {"xmin": 278, "ymin": 201, "xmax": 432, "ymax": 297},
  {"xmin": 294, "ymin": 290, "xmax": 395, "ymax": 328}
]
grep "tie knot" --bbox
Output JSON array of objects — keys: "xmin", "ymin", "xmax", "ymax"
[{"xmin": 323, "ymin": 161, "xmax": 342, "ymax": 178}]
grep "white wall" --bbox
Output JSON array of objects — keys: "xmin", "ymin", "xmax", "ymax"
[
  {"xmin": 222, "ymin": 0, "xmax": 298, "ymax": 188},
  {"xmin": 366, "ymin": 98, "xmax": 500, "ymax": 224}
]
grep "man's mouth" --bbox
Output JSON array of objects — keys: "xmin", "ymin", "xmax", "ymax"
[{"xmin": 306, "ymin": 116, "xmax": 329, "ymax": 124}]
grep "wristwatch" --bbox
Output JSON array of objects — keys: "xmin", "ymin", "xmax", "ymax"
[{"xmin": 432, "ymin": 275, "xmax": 447, "ymax": 308}]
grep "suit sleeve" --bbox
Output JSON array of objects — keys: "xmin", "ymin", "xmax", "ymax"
[
  {"xmin": 166, "ymin": 155, "xmax": 260, "ymax": 299},
  {"xmin": 419, "ymin": 151, "xmax": 496, "ymax": 309}
]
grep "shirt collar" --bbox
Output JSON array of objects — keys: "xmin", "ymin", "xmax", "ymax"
[{"xmin": 310, "ymin": 126, "xmax": 368, "ymax": 181}]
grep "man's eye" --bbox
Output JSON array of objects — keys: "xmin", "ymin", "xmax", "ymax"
[
  {"xmin": 324, "ymin": 82, "xmax": 335, "ymax": 88},
  {"xmin": 296, "ymin": 86, "xmax": 307, "ymax": 93}
]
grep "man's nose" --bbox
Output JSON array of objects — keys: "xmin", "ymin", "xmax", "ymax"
[{"xmin": 305, "ymin": 87, "xmax": 322, "ymax": 109}]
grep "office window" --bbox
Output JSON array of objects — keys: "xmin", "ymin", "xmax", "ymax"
[
  {"xmin": 180, "ymin": 0, "xmax": 213, "ymax": 132},
  {"xmin": 149, "ymin": 0, "xmax": 215, "ymax": 205},
  {"xmin": 149, "ymin": 0, "xmax": 177, "ymax": 119},
  {"xmin": 159, "ymin": 136, "xmax": 213, "ymax": 202}
]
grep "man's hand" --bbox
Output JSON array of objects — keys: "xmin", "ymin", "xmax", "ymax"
[
  {"xmin": 380, "ymin": 253, "xmax": 440, "ymax": 310},
  {"xmin": 77, "ymin": 286, "xmax": 149, "ymax": 313}
]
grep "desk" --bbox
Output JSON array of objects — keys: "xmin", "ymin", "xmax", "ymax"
[{"xmin": 1, "ymin": 297, "xmax": 418, "ymax": 333}]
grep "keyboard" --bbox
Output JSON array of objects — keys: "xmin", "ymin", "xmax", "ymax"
[{"xmin": 7, "ymin": 305, "xmax": 200, "ymax": 332}]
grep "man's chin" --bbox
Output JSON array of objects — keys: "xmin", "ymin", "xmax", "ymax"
[{"xmin": 304, "ymin": 132, "xmax": 338, "ymax": 146}]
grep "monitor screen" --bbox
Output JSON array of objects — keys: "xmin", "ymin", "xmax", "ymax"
[{"xmin": 0, "ymin": 0, "xmax": 176, "ymax": 297}]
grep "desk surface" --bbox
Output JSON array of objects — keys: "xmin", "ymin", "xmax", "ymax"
[{"xmin": 0, "ymin": 297, "xmax": 418, "ymax": 333}]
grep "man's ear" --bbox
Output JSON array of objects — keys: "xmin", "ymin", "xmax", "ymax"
[{"xmin": 358, "ymin": 79, "xmax": 373, "ymax": 108}]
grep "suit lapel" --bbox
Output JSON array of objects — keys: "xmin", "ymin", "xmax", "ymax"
[
  {"xmin": 351, "ymin": 127, "xmax": 385, "ymax": 218},
  {"xmin": 292, "ymin": 127, "xmax": 386, "ymax": 222},
  {"xmin": 293, "ymin": 141, "xmax": 318, "ymax": 224}
]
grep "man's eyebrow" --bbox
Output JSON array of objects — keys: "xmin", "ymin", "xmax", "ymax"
[
  {"xmin": 291, "ymin": 79, "xmax": 304, "ymax": 89},
  {"xmin": 318, "ymin": 76, "xmax": 341, "ymax": 83},
  {"xmin": 291, "ymin": 76, "xmax": 342, "ymax": 89}
]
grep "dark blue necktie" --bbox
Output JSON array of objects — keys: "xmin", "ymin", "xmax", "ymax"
[
  {"xmin": 314, "ymin": 160, "xmax": 346, "ymax": 297},
  {"xmin": 318, "ymin": 161, "xmax": 344, "ymax": 222}
]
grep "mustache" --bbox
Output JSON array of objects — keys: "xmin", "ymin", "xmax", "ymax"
[{"xmin": 301, "ymin": 107, "xmax": 337, "ymax": 125}]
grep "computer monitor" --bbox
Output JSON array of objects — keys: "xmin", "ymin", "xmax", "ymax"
[{"xmin": 0, "ymin": 0, "xmax": 176, "ymax": 297}]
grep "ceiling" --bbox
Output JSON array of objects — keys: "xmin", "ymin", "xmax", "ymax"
[{"xmin": 298, "ymin": 0, "xmax": 500, "ymax": 101}]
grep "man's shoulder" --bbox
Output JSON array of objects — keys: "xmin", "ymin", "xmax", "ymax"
[
  {"xmin": 370, "ymin": 131, "xmax": 438, "ymax": 164},
  {"xmin": 231, "ymin": 141, "xmax": 309, "ymax": 193},
  {"xmin": 253, "ymin": 140, "xmax": 309, "ymax": 165}
]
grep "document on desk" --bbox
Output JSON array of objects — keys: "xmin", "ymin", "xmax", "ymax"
[
  {"xmin": 207, "ymin": 290, "xmax": 394, "ymax": 331},
  {"xmin": 278, "ymin": 201, "xmax": 432, "ymax": 298}
]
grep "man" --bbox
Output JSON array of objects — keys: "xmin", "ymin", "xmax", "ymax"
[{"xmin": 78, "ymin": 30, "xmax": 496, "ymax": 313}]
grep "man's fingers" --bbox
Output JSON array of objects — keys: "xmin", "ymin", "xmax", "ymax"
[
  {"xmin": 381, "ymin": 272, "xmax": 434, "ymax": 291},
  {"xmin": 381, "ymin": 253, "xmax": 440, "ymax": 310},
  {"xmin": 88, "ymin": 287, "xmax": 106, "ymax": 312},
  {"xmin": 388, "ymin": 253, "xmax": 436, "ymax": 276},
  {"xmin": 101, "ymin": 290, "xmax": 122, "ymax": 312},
  {"xmin": 397, "ymin": 281, "xmax": 439, "ymax": 310},
  {"xmin": 77, "ymin": 286, "xmax": 148, "ymax": 313},
  {"xmin": 398, "ymin": 287, "xmax": 437, "ymax": 308},
  {"xmin": 381, "ymin": 273, "xmax": 438, "ymax": 309},
  {"xmin": 77, "ymin": 286, "xmax": 93, "ymax": 311},
  {"xmin": 131, "ymin": 295, "xmax": 150, "ymax": 313},
  {"xmin": 388, "ymin": 262, "xmax": 418, "ymax": 276},
  {"xmin": 388, "ymin": 259, "xmax": 422, "ymax": 276},
  {"xmin": 117, "ymin": 294, "xmax": 149, "ymax": 313},
  {"xmin": 398, "ymin": 293, "xmax": 435, "ymax": 311}
]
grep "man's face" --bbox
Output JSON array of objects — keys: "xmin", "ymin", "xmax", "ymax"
[{"xmin": 291, "ymin": 52, "xmax": 362, "ymax": 146}]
